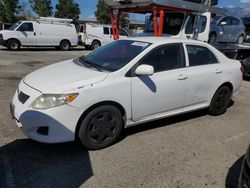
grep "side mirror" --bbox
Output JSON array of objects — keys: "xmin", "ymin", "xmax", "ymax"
[
  {"xmin": 219, "ymin": 22, "xmax": 227, "ymax": 26},
  {"xmin": 135, "ymin": 65, "xmax": 154, "ymax": 76}
]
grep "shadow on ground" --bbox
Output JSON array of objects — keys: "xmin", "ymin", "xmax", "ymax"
[
  {"xmin": 0, "ymin": 140, "xmax": 93, "ymax": 188},
  {"xmin": 225, "ymin": 155, "xmax": 244, "ymax": 188}
]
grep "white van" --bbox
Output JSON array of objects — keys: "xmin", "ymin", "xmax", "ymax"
[
  {"xmin": 0, "ymin": 17, "xmax": 78, "ymax": 50},
  {"xmin": 77, "ymin": 23, "xmax": 129, "ymax": 50}
]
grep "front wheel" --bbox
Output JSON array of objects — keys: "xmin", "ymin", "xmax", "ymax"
[
  {"xmin": 78, "ymin": 105, "xmax": 123, "ymax": 150},
  {"xmin": 209, "ymin": 86, "xmax": 232, "ymax": 116},
  {"xmin": 208, "ymin": 33, "xmax": 217, "ymax": 44},
  {"xmin": 7, "ymin": 39, "xmax": 20, "ymax": 51}
]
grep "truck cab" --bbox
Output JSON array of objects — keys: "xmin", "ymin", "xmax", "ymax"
[{"xmin": 142, "ymin": 12, "xmax": 211, "ymax": 42}]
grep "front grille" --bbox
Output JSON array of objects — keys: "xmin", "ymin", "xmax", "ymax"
[{"xmin": 18, "ymin": 91, "xmax": 30, "ymax": 104}]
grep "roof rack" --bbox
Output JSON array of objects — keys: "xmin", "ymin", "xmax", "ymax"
[
  {"xmin": 105, "ymin": 0, "xmax": 226, "ymax": 15},
  {"xmin": 35, "ymin": 17, "xmax": 73, "ymax": 24}
]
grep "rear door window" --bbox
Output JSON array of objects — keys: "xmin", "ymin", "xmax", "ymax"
[{"xmin": 186, "ymin": 45, "xmax": 219, "ymax": 66}]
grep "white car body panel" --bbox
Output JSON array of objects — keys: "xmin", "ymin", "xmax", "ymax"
[{"xmin": 11, "ymin": 37, "xmax": 242, "ymax": 143}]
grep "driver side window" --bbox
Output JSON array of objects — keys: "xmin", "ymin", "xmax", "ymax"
[{"xmin": 18, "ymin": 23, "xmax": 34, "ymax": 32}]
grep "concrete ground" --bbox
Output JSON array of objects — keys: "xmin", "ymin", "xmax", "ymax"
[{"xmin": 0, "ymin": 46, "xmax": 249, "ymax": 188}]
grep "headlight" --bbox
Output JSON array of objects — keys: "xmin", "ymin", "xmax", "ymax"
[{"xmin": 32, "ymin": 93, "xmax": 78, "ymax": 109}]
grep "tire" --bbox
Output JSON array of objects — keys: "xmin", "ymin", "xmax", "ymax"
[
  {"xmin": 208, "ymin": 33, "xmax": 217, "ymax": 44},
  {"xmin": 91, "ymin": 41, "xmax": 101, "ymax": 50},
  {"xmin": 209, "ymin": 86, "xmax": 232, "ymax": 116},
  {"xmin": 78, "ymin": 105, "xmax": 123, "ymax": 150},
  {"xmin": 60, "ymin": 40, "xmax": 70, "ymax": 51},
  {"xmin": 7, "ymin": 39, "xmax": 20, "ymax": 51},
  {"xmin": 237, "ymin": 35, "xmax": 244, "ymax": 44}
]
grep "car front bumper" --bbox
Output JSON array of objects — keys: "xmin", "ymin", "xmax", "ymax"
[{"xmin": 11, "ymin": 80, "xmax": 83, "ymax": 143}]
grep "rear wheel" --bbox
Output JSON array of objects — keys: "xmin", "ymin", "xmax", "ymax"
[
  {"xmin": 209, "ymin": 86, "xmax": 232, "ymax": 116},
  {"xmin": 91, "ymin": 41, "xmax": 101, "ymax": 50},
  {"xmin": 60, "ymin": 40, "xmax": 70, "ymax": 51},
  {"xmin": 78, "ymin": 105, "xmax": 123, "ymax": 150},
  {"xmin": 7, "ymin": 39, "xmax": 20, "ymax": 51}
]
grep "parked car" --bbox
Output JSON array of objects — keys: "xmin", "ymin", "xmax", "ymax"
[
  {"xmin": 77, "ymin": 23, "xmax": 129, "ymax": 50},
  {"xmin": 209, "ymin": 16, "xmax": 245, "ymax": 44},
  {"xmin": 0, "ymin": 17, "xmax": 78, "ymax": 51},
  {"xmin": 10, "ymin": 37, "xmax": 242, "ymax": 149},
  {"xmin": 241, "ymin": 17, "xmax": 250, "ymax": 42},
  {"xmin": 0, "ymin": 23, "xmax": 13, "ymax": 31},
  {"xmin": 238, "ymin": 145, "xmax": 250, "ymax": 188}
]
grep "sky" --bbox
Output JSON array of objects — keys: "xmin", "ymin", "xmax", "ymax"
[{"xmin": 23, "ymin": 0, "xmax": 250, "ymax": 19}]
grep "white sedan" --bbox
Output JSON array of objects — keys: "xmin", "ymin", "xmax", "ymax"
[{"xmin": 11, "ymin": 37, "xmax": 242, "ymax": 150}]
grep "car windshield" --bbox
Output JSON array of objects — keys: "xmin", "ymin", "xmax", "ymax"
[
  {"xmin": 8, "ymin": 22, "xmax": 22, "ymax": 31},
  {"xmin": 78, "ymin": 40, "xmax": 151, "ymax": 72}
]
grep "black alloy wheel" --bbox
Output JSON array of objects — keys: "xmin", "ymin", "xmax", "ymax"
[
  {"xmin": 78, "ymin": 105, "xmax": 123, "ymax": 150},
  {"xmin": 209, "ymin": 86, "xmax": 232, "ymax": 116}
]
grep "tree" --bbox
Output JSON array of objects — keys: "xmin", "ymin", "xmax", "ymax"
[
  {"xmin": 29, "ymin": 0, "xmax": 53, "ymax": 17},
  {"xmin": 95, "ymin": 0, "xmax": 130, "ymax": 29},
  {"xmin": 55, "ymin": 0, "xmax": 80, "ymax": 20},
  {"xmin": 0, "ymin": 0, "xmax": 21, "ymax": 23},
  {"xmin": 95, "ymin": 0, "xmax": 110, "ymax": 24}
]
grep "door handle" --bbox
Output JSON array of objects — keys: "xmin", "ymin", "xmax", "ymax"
[
  {"xmin": 215, "ymin": 69, "xmax": 223, "ymax": 74},
  {"xmin": 178, "ymin": 74, "xmax": 188, "ymax": 80},
  {"xmin": 34, "ymin": 32, "xmax": 36, "ymax": 36}
]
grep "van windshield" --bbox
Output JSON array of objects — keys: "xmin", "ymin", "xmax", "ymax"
[
  {"xmin": 78, "ymin": 40, "xmax": 151, "ymax": 72},
  {"xmin": 145, "ymin": 13, "xmax": 185, "ymax": 35},
  {"xmin": 9, "ymin": 22, "xmax": 22, "ymax": 31}
]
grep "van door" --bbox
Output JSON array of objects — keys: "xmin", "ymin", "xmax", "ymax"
[
  {"xmin": 16, "ymin": 22, "xmax": 37, "ymax": 46},
  {"xmin": 102, "ymin": 27, "xmax": 113, "ymax": 45},
  {"xmin": 183, "ymin": 12, "xmax": 211, "ymax": 42}
]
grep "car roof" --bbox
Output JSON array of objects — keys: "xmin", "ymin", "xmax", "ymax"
[{"xmin": 124, "ymin": 37, "xmax": 208, "ymax": 46}]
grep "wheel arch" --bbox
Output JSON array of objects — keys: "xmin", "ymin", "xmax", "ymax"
[
  {"xmin": 75, "ymin": 100, "xmax": 127, "ymax": 140},
  {"xmin": 210, "ymin": 82, "xmax": 234, "ymax": 104},
  {"xmin": 60, "ymin": 39, "xmax": 71, "ymax": 46},
  {"xmin": 6, "ymin": 38, "xmax": 21, "ymax": 45}
]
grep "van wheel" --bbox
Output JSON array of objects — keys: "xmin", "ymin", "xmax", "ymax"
[
  {"xmin": 91, "ymin": 41, "xmax": 101, "ymax": 50},
  {"xmin": 60, "ymin": 40, "xmax": 70, "ymax": 51},
  {"xmin": 7, "ymin": 39, "xmax": 20, "ymax": 51},
  {"xmin": 209, "ymin": 86, "xmax": 232, "ymax": 116},
  {"xmin": 208, "ymin": 33, "xmax": 217, "ymax": 44},
  {"xmin": 237, "ymin": 35, "xmax": 244, "ymax": 44},
  {"xmin": 78, "ymin": 105, "xmax": 123, "ymax": 150}
]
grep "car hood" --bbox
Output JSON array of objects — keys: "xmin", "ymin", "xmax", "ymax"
[{"xmin": 23, "ymin": 59, "xmax": 110, "ymax": 93}]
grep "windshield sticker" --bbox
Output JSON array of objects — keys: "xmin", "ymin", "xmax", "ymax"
[{"xmin": 131, "ymin": 42, "xmax": 149, "ymax": 47}]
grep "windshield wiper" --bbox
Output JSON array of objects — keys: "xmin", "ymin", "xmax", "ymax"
[{"xmin": 83, "ymin": 60, "xmax": 104, "ymax": 72}]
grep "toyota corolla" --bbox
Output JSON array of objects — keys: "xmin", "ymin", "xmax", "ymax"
[{"xmin": 10, "ymin": 37, "xmax": 242, "ymax": 149}]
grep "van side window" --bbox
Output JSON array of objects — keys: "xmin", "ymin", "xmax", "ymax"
[
  {"xmin": 187, "ymin": 45, "xmax": 218, "ymax": 66},
  {"xmin": 18, "ymin": 23, "xmax": 34, "ymax": 32},
  {"xmin": 103, "ymin": 27, "xmax": 109, "ymax": 35}
]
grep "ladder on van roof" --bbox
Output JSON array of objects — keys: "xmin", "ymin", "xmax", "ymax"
[
  {"xmin": 35, "ymin": 17, "xmax": 73, "ymax": 24},
  {"xmin": 104, "ymin": 0, "xmax": 227, "ymax": 39}
]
